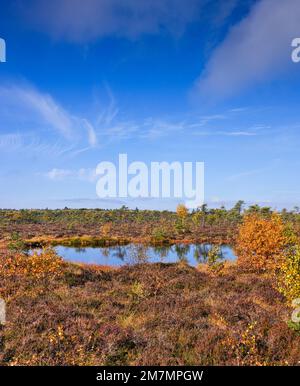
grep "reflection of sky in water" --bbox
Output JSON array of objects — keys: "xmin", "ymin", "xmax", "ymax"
[{"xmin": 52, "ymin": 244, "xmax": 237, "ymax": 266}]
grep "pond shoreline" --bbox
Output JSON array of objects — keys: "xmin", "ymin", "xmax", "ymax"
[{"xmin": 22, "ymin": 234, "xmax": 236, "ymax": 249}]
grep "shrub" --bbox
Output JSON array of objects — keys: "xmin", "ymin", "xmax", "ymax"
[
  {"xmin": 7, "ymin": 232, "xmax": 25, "ymax": 252},
  {"xmin": 207, "ymin": 246, "xmax": 225, "ymax": 274},
  {"xmin": 176, "ymin": 204, "xmax": 188, "ymax": 219},
  {"xmin": 0, "ymin": 248, "xmax": 64, "ymax": 281},
  {"xmin": 236, "ymin": 213, "xmax": 287, "ymax": 271},
  {"xmin": 151, "ymin": 227, "xmax": 168, "ymax": 244},
  {"xmin": 278, "ymin": 245, "xmax": 300, "ymax": 303}
]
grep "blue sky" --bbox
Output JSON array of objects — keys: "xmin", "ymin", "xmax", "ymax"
[{"xmin": 1, "ymin": 0, "xmax": 300, "ymax": 210}]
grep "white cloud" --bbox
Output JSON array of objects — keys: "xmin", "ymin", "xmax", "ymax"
[
  {"xmin": 196, "ymin": 0, "xmax": 300, "ymax": 99},
  {"xmin": 46, "ymin": 168, "xmax": 73, "ymax": 180},
  {"xmin": 44, "ymin": 168, "xmax": 97, "ymax": 182},
  {"xmin": 0, "ymin": 81, "xmax": 265, "ymax": 159},
  {"xmin": 0, "ymin": 85, "xmax": 75, "ymax": 139},
  {"xmin": 22, "ymin": 0, "xmax": 204, "ymax": 43},
  {"xmin": 226, "ymin": 161, "xmax": 279, "ymax": 181},
  {"xmin": 187, "ymin": 115, "xmax": 226, "ymax": 128},
  {"xmin": 224, "ymin": 131, "xmax": 256, "ymax": 136},
  {"xmin": 139, "ymin": 118, "xmax": 185, "ymax": 139},
  {"xmin": 0, "ymin": 132, "xmax": 75, "ymax": 157},
  {"xmin": 192, "ymin": 130, "xmax": 257, "ymax": 137},
  {"xmin": 226, "ymin": 168, "xmax": 266, "ymax": 181},
  {"xmin": 82, "ymin": 119, "xmax": 97, "ymax": 147},
  {"xmin": 0, "ymin": 84, "xmax": 99, "ymax": 150},
  {"xmin": 17, "ymin": 87, "xmax": 74, "ymax": 138}
]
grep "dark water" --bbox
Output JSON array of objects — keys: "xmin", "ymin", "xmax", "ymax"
[{"xmin": 33, "ymin": 243, "xmax": 237, "ymax": 267}]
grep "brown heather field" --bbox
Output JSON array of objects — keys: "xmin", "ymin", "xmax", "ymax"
[
  {"xmin": 0, "ymin": 259, "xmax": 300, "ymax": 365},
  {"xmin": 0, "ymin": 207, "xmax": 300, "ymax": 366}
]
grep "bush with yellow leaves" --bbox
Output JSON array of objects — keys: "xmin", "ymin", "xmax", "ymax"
[
  {"xmin": 236, "ymin": 213, "xmax": 287, "ymax": 271},
  {"xmin": 176, "ymin": 204, "xmax": 188, "ymax": 219},
  {"xmin": 236, "ymin": 213, "xmax": 300, "ymax": 307},
  {"xmin": 0, "ymin": 248, "xmax": 64, "ymax": 281},
  {"xmin": 278, "ymin": 244, "xmax": 300, "ymax": 303}
]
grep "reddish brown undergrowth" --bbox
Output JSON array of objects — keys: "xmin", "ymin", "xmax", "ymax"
[{"xmin": 0, "ymin": 251, "xmax": 299, "ymax": 365}]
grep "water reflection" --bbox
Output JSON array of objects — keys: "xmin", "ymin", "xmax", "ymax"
[{"xmin": 44, "ymin": 243, "xmax": 236, "ymax": 267}]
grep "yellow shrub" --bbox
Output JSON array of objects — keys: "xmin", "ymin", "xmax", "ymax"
[
  {"xmin": 236, "ymin": 213, "xmax": 287, "ymax": 271},
  {"xmin": 278, "ymin": 245, "xmax": 300, "ymax": 302},
  {"xmin": 0, "ymin": 248, "xmax": 64, "ymax": 280},
  {"xmin": 176, "ymin": 204, "xmax": 188, "ymax": 219}
]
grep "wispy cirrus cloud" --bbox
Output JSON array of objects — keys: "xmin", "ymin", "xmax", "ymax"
[
  {"xmin": 0, "ymin": 82, "xmax": 269, "ymax": 160},
  {"xmin": 0, "ymin": 85, "xmax": 74, "ymax": 139},
  {"xmin": 81, "ymin": 119, "xmax": 98, "ymax": 147},
  {"xmin": 0, "ymin": 84, "xmax": 99, "ymax": 153},
  {"xmin": 0, "ymin": 132, "xmax": 75, "ymax": 157},
  {"xmin": 16, "ymin": 86, "xmax": 74, "ymax": 139},
  {"xmin": 226, "ymin": 167, "xmax": 268, "ymax": 182},
  {"xmin": 192, "ymin": 130, "xmax": 257, "ymax": 137},
  {"xmin": 96, "ymin": 111, "xmax": 269, "ymax": 142},
  {"xmin": 226, "ymin": 159, "xmax": 281, "ymax": 182}
]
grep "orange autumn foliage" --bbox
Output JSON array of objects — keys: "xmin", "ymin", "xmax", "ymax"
[
  {"xmin": 236, "ymin": 213, "xmax": 287, "ymax": 271},
  {"xmin": 176, "ymin": 204, "xmax": 188, "ymax": 219},
  {"xmin": 0, "ymin": 248, "xmax": 64, "ymax": 280}
]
